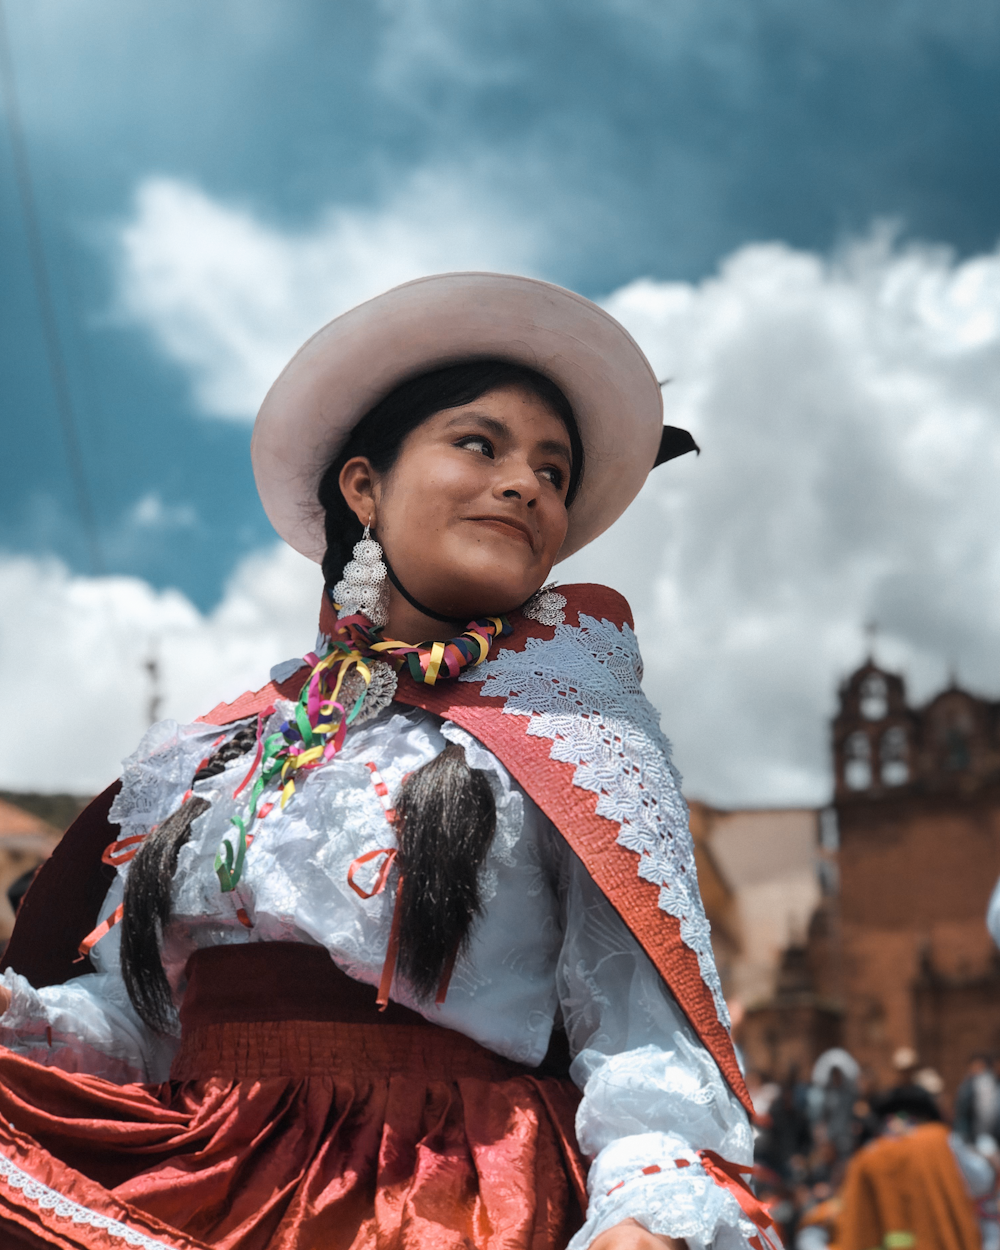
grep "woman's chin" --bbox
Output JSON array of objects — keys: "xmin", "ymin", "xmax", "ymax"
[{"xmin": 435, "ymin": 575, "xmax": 539, "ymax": 622}]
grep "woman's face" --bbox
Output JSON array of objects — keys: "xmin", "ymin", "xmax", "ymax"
[{"xmin": 339, "ymin": 385, "xmax": 574, "ymax": 637}]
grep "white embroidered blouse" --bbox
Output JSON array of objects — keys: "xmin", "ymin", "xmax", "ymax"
[{"xmin": 0, "ymin": 701, "xmax": 754, "ymax": 1250}]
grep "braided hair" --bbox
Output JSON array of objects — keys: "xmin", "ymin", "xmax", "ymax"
[
  {"xmin": 119, "ymin": 360, "xmax": 583, "ymax": 1023},
  {"xmin": 120, "ymin": 724, "xmax": 257, "ymax": 1032},
  {"xmin": 317, "ymin": 360, "xmax": 582, "ymax": 997}
]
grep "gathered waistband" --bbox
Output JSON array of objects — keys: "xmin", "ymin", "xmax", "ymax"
[{"xmin": 171, "ymin": 942, "xmax": 521, "ymax": 1082}]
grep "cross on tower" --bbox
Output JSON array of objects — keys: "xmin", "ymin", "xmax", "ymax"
[{"xmin": 864, "ymin": 619, "xmax": 879, "ymax": 663}]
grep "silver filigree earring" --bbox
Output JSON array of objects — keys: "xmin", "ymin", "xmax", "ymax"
[
  {"xmin": 522, "ymin": 583, "xmax": 567, "ymax": 627},
  {"xmin": 331, "ymin": 522, "xmax": 389, "ymax": 628}
]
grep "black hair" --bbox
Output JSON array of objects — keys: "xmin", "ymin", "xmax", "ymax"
[
  {"xmin": 119, "ymin": 361, "xmax": 582, "ymax": 1028},
  {"xmin": 316, "ymin": 358, "xmax": 583, "ymax": 593},
  {"xmin": 318, "ymin": 359, "xmax": 582, "ymax": 997},
  {"xmin": 393, "ymin": 742, "xmax": 497, "ymax": 998},
  {"xmin": 120, "ymin": 723, "xmax": 258, "ymax": 1032}
]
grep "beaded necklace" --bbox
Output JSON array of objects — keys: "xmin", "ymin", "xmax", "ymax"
[{"xmin": 214, "ymin": 611, "xmax": 511, "ymax": 892}]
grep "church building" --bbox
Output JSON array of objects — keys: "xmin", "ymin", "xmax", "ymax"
[{"xmin": 735, "ymin": 660, "xmax": 1000, "ymax": 1092}]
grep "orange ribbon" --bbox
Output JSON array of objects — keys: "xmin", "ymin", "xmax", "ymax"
[
  {"xmin": 76, "ymin": 903, "xmax": 124, "ymax": 960},
  {"xmin": 605, "ymin": 1152, "xmax": 783, "ymax": 1250},
  {"xmin": 77, "ymin": 832, "xmax": 150, "ymax": 958},
  {"xmin": 347, "ymin": 847, "xmax": 398, "ymax": 900},
  {"xmin": 435, "ymin": 944, "xmax": 458, "ymax": 1006},
  {"xmin": 347, "ymin": 762, "xmax": 458, "ymax": 1011},
  {"xmin": 697, "ymin": 1150, "xmax": 783, "ymax": 1250},
  {"xmin": 377, "ymin": 879, "xmax": 405, "ymax": 1010},
  {"xmin": 101, "ymin": 835, "xmax": 146, "ymax": 868}
]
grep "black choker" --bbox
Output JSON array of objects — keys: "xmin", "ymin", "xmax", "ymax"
[{"xmin": 383, "ymin": 558, "xmax": 472, "ymax": 628}]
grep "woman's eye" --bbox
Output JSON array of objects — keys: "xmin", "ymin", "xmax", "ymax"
[
  {"xmin": 455, "ymin": 435, "xmax": 495, "ymax": 458},
  {"xmin": 539, "ymin": 466, "xmax": 564, "ymax": 489}
]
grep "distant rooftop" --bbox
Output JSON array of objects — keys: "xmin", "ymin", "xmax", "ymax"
[{"xmin": 0, "ymin": 792, "xmax": 90, "ymax": 835}]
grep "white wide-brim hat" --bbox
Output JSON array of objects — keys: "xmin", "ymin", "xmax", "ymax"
[{"xmin": 252, "ymin": 272, "xmax": 687, "ymax": 563}]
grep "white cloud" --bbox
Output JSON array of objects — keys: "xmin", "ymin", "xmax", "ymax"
[
  {"xmin": 562, "ymin": 229, "xmax": 1000, "ymax": 803},
  {"xmin": 0, "ymin": 545, "xmax": 321, "ymax": 793},
  {"xmin": 129, "ymin": 493, "xmax": 197, "ymax": 530},
  {"xmin": 50, "ymin": 199, "xmax": 999, "ymax": 806},
  {"xmin": 116, "ymin": 172, "xmax": 542, "ymax": 420}
]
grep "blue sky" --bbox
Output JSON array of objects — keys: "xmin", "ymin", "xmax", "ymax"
[
  {"xmin": 3, "ymin": 0, "xmax": 999, "ymax": 603},
  {"xmin": 2, "ymin": 0, "xmax": 1000, "ymax": 803}
]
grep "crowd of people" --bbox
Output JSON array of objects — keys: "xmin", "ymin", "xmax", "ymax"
[{"xmin": 745, "ymin": 1047, "xmax": 1000, "ymax": 1250}]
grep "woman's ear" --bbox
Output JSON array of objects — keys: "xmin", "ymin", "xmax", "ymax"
[{"xmin": 339, "ymin": 457, "xmax": 378, "ymax": 528}]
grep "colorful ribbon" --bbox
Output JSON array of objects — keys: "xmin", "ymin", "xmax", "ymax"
[
  {"xmin": 365, "ymin": 762, "xmax": 397, "ymax": 824},
  {"xmin": 213, "ymin": 611, "xmax": 511, "ymax": 894}
]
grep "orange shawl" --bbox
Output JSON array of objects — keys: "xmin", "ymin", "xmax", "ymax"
[{"xmin": 838, "ymin": 1124, "xmax": 981, "ymax": 1250}]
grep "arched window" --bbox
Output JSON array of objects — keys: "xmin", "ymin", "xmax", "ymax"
[
  {"xmin": 844, "ymin": 731, "xmax": 872, "ymax": 790},
  {"xmin": 859, "ymin": 673, "xmax": 888, "ymax": 721},
  {"xmin": 880, "ymin": 726, "xmax": 909, "ymax": 785},
  {"xmin": 945, "ymin": 727, "xmax": 970, "ymax": 771}
]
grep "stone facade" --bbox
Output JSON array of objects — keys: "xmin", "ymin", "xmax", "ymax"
[
  {"xmin": 828, "ymin": 662, "xmax": 1000, "ymax": 1091},
  {"xmin": 734, "ymin": 660, "xmax": 1000, "ymax": 1092}
]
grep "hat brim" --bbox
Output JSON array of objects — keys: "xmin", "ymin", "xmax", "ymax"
[{"xmin": 251, "ymin": 272, "xmax": 663, "ymax": 564}]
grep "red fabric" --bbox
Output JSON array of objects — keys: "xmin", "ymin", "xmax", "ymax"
[
  {"xmin": 202, "ymin": 583, "xmax": 750, "ymax": 1115},
  {"xmin": 0, "ymin": 582, "xmax": 748, "ymax": 1115},
  {"xmin": 179, "ymin": 941, "xmax": 429, "ymax": 1029},
  {"xmin": 0, "ymin": 945, "xmax": 585, "ymax": 1250},
  {"xmin": 1, "ymin": 782, "xmax": 121, "ymax": 986}
]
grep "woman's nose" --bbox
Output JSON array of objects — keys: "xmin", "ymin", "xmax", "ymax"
[{"xmin": 496, "ymin": 460, "xmax": 538, "ymax": 505}]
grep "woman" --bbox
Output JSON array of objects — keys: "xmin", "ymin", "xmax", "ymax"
[{"xmin": 0, "ymin": 274, "xmax": 764, "ymax": 1250}]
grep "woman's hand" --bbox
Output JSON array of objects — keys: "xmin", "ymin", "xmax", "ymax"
[
  {"xmin": 0, "ymin": 983, "xmax": 10, "ymax": 1016},
  {"xmin": 590, "ymin": 1219, "xmax": 687, "ymax": 1250}
]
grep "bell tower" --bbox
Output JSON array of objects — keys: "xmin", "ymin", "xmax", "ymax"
[{"xmin": 832, "ymin": 662, "xmax": 914, "ymax": 800}]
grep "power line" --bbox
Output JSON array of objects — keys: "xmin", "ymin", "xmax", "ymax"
[{"xmin": 0, "ymin": 0, "xmax": 104, "ymax": 574}]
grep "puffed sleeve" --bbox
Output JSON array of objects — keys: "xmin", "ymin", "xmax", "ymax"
[
  {"xmin": 0, "ymin": 718, "xmax": 217, "ymax": 1084},
  {"xmin": 0, "ymin": 877, "xmax": 177, "ymax": 1084},
  {"xmin": 551, "ymin": 834, "xmax": 758, "ymax": 1250}
]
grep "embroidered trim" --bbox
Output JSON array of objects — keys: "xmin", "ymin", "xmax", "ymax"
[
  {"xmin": 462, "ymin": 612, "xmax": 729, "ymax": 1025},
  {"xmin": 0, "ymin": 1149, "xmax": 174, "ymax": 1248}
]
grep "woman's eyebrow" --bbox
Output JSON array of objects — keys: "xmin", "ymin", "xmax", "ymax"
[
  {"xmin": 535, "ymin": 438, "xmax": 572, "ymax": 466},
  {"xmin": 443, "ymin": 412, "xmax": 508, "ymax": 438}
]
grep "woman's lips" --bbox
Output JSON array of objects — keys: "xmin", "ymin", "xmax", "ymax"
[{"xmin": 466, "ymin": 516, "xmax": 535, "ymax": 548}]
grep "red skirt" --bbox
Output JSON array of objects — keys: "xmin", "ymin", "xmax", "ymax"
[{"xmin": 0, "ymin": 944, "xmax": 587, "ymax": 1250}]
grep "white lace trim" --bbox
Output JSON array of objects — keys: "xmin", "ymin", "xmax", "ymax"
[
  {"xmin": 462, "ymin": 612, "xmax": 729, "ymax": 1026},
  {"xmin": 0, "ymin": 1149, "xmax": 173, "ymax": 1247},
  {"xmin": 568, "ymin": 1135, "xmax": 757, "ymax": 1250}
]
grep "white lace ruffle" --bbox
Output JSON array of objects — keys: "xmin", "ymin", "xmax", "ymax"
[
  {"xmin": 0, "ymin": 688, "xmax": 753, "ymax": 1241},
  {"xmin": 988, "ymin": 876, "xmax": 1000, "ymax": 952},
  {"xmin": 0, "ymin": 957, "xmax": 175, "ymax": 1084},
  {"xmin": 569, "ymin": 1134, "xmax": 758, "ymax": 1250},
  {"xmin": 463, "ymin": 611, "xmax": 729, "ymax": 1025},
  {"xmin": 109, "ymin": 717, "xmax": 243, "ymax": 833},
  {"xmin": 574, "ymin": 1039, "xmax": 754, "ymax": 1163},
  {"xmin": 0, "ymin": 1150, "xmax": 172, "ymax": 1248}
]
